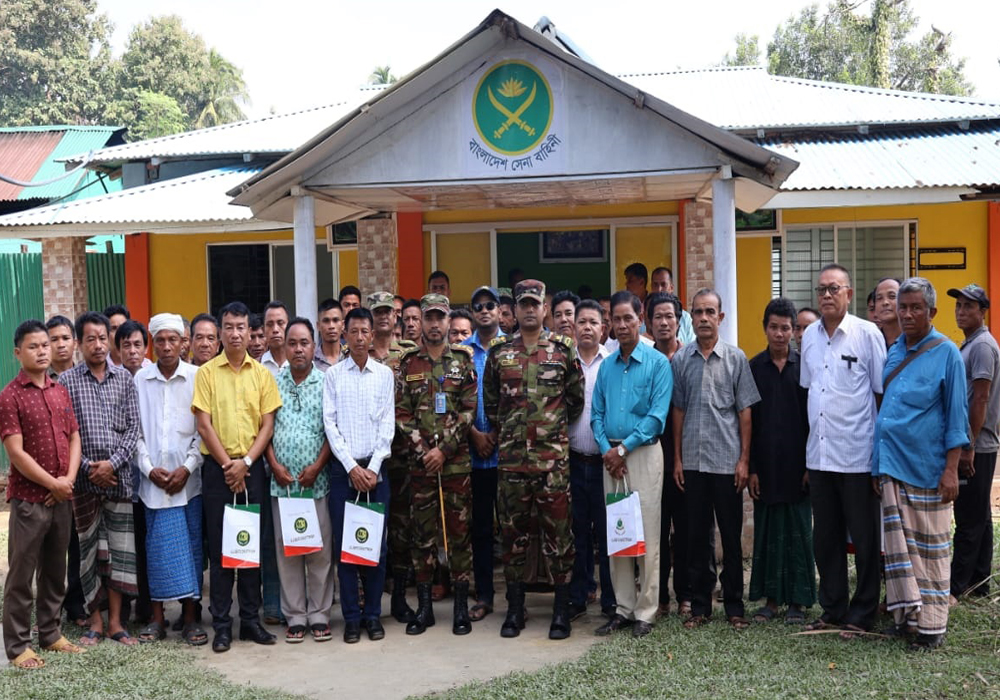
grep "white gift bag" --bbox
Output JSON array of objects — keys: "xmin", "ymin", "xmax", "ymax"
[
  {"xmin": 222, "ymin": 493, "xmax": 261, "ymax": 568},
  {"xmin": 606, "ymin": 476, "xmax": 646, "ymax": 557},
  {"xmin": 278, "ymin": 487, "xmax": 323, "ymax": 557},
  {"xmin": 340, "ymin": 493, "xmax": 385, "ymax": 567}
]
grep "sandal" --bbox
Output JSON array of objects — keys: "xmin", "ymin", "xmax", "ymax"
[
  {"xmin": 784, "ymin": 607, "xmax": 806, "ymax": 625},
  {"xmin": 804, "ymin": 617, "xmax": 837, "ymax": 631},
  {"xmin": 683, "ymin": 615, "xmax": 708, "ymax": 630},
  {"xmin": 838, "ymin": 623, "xmax": 866, "ymax": 640},
  {"xmin": 44, "ymin": 636, "xmax": 85, "ymax": 653},
  {"xmin": 138, "ymin": 621, "xmax": 166, "ymax": 644},
  {"xmin": 310, "ymin": 623, "xmax": 332, "ymax": 642},
  {"xmin": 728, "ymin": 616, "xmax": 751, "ymax": 630},
  {"xmin": 182, "ymin": 623, "xmax": 209, "ymax": 646},
  {"xmin": 109, "ymin": 630, "xmax": 138, "ymax": 647},
  {"xmin": 469, "ymin": 601, "xmax": 493, "ymax": 622},
  {"xmin": 78, "ymin": 629, "xmax": 103, "ymax": 647},
  {"xmin": 11, "ymin": 648, "xmax": 45, "ymax": 670},
  {"xmin": 677, "ymin": 601, "xmax": 692, "ymax": 616},
  {"xmin": 752, "ymin": 606, "xmax": 777, "ymax": 623},
  {"xmin": 286, "ymin": 625, "xmax": 307, "ymax": 644}
]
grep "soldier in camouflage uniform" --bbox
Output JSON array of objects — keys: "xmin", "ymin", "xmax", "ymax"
[
  {"xmin": 484, "ymin": 279, "xmax": 585, "ymax": 640},
  {"xmin": 365, "ymin": 292, "xmax": 419, "ymax": 624},
  {"xmin": 396, "ymin": 293, "xmax": 478, "ymax": 636}
]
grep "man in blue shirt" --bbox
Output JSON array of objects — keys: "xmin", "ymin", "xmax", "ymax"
[
  {"xmin": 463, "ymin": 285, "xmax": 505, "ymax": 621},
  {"xmin": 874, "ymin": 277, "xmax": 967, "ymax": 651},
  {"xmin": 591, "ymin": 291, "xmax": 672, "ymax": 638}
]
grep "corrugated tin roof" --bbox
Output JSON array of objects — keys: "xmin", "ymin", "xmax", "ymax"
[
  {"xmin": 0, "ymin": 165, "xmax": 263, "ymax": 231},
  {"xmin": 765, "ymin": 124, "xmax": 1000, "ymax": 190},
  {"xmin": 0, "ymin": 130, "xmax": 63, "ymax": 200},
  {"xmin": 621, "ymin": 67, "xmax": 1000, "ymax": 131},
  {"xmin": 26, "ymin": 126, "xmax": 124, "ymax": 200}
]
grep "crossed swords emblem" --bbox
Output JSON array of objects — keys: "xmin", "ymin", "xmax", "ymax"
[{"xmin": 487, "ymin": 81, "xmax": 537, "ymax": 140}]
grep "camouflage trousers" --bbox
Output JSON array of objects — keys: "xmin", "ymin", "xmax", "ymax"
[
  {"xmin": 387, "ymin": 459, "xmax": 412, "ymax": 576},
  {"xmin": 410, "ymin": 473, "xmax": 472, "ymax": 584},
  {"xmin": 499, "ymin": 469, "xmax": 575, "ymax": 585}
]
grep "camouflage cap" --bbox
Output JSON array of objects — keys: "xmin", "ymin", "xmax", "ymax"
[
  {"xmin": 947, "ymin": 283, "xmax": 990, "ymax": 309},
  {"xmin": 420, "ymin": 293, "xmax": 450, "ymax": 315},
  {"xmin": 367, "ymin": 291, "xmax": 395, "ymax": 311},
  {"xmin": 496, "ymin": 287, "xmax": 513, "ymax": 300},
  {"xmin": 514, "ymin": 279, "xmax": 545, "ymax": 303}
]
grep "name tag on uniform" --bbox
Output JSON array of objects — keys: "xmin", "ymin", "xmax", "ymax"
[
  {"xmin": 406, "ymin": 373, "xmax": 425, "ymax": 381},
  {"xmin": 434, "ymin": 392, "xmax": 447, "ymax": 414},
  {"xmin": 499, "ymin": 358, "xmax": 519, "ymax": 367}
]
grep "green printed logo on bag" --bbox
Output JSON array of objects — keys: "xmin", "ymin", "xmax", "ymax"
[
  {"xmin": 236, "ymin": 530, "xmax": 250, "ymax": 546},
  {"xmin": 355, "ymin": 527, "xmax": 369, "ymax": 544},
  {"xmin": 615, "ymin": 519, "xmax": 625, "ymax": 535},
  {"xmin": 294, "ymin": 517, "xmax": 308, "ymax": 534}
]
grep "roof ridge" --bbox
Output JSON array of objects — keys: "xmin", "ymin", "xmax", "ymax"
[
  {"xmin": 765, "ymin": 73, "xmax": 1000, "ymax": 106},
  {"xmin": 617, "ymin": 66, "xmax": 766, "ymax": 78}
]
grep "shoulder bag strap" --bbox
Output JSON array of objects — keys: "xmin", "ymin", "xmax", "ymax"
[{"xmin": 883, "ymin": 337, "xmax": 946, "ymax": 392}]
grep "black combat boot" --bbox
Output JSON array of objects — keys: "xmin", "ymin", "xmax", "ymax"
[
  {"xmin": 405, "ymin": 582, "xmax": 435, "ymax": 635},
  {"xmin": 500, "ymin": 583, "xmax": 526, "ymax": 638},
  {"xmin": 549, "ymin": 584, "xmax": 572, "ymax": 640},
  {"xmin": 390, "ymin": 572, "xmax": 416, "ymax": 624},
  {"xmin": 453, "ymin": 581, "xmax": 472, "ymax": 635}
]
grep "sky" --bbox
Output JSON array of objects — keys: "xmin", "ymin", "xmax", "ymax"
[{"xmin": 92, "ymin": 0, "xmax": 999, "ymax": 118}]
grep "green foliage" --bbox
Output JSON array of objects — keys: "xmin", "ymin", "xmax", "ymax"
[
  {"xmin": 721, "ymin": 34, "xmax": 762, "ymax": 67},
  {"xmin": 0, "ymin": 0, "xmax": 249, "ymax": 139},
  {"xmin": 368, "ymin": 65, "xmax": 398, "ymax": 85}
]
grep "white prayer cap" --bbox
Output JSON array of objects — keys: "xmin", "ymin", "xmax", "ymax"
[{"xmin": 148, "ymin": 313, "xmax": 184, "ymax": 338}]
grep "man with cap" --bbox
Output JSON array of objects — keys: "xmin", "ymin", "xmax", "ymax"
[
  {"xmin": 484, "ymin": 280, "xmax": 585, "ymax": 640},
  {"xmin": 463, "ymin": 285, "xmax": 506, "ymax": 621},
  {"xmin": 948, "ymin": 283, "xmax": 999, "ymax": 603},
  {"xmin": 396, "ymin": 293, "xmax": 478, "ymax": 635},
  {"xmin": 134, "ymin": 313, "xmax": 206, "ymax": 645},
  {"xmin": 366, "ymin": 291, "xmax": 420, "ymax": 624}
]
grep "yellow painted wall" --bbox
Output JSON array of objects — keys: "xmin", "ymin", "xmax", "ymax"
[
  {"xmin": 337, "ymin": 249, "xmax": 358, "ymax": 289},
  {"xmin": 783, "ymin": 202, "xmax": 989, "ymax": 343},
  {"xmin": 434, "ymin": 232, "xmax": 491, "ymax": 304},
  {"xmin": 615, "ymin": 226, "xmax": 671, "ymax": 290},
  {"xmin": 734, "ymin": 236, "xmax": 772, "ymax": 356}
]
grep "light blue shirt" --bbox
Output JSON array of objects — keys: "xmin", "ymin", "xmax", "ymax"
[
  {"xmin": 873, "ymin": 328, "xmax": 968, "ymax": 489},
  {"xmin": 591, "ymin": 339, "xmax": 673, "ymax": 455},
  {"xmin": 463, "ymin": 328, "xmax": 505, "ymax": 469},
  {"xmin": 678, "ymin": 309, "xmax": 695, "ymax": 345}
]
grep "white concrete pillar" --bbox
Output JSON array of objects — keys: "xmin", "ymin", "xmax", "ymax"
[
  {"xmin": 712, "ymin": 176, "xmax": 738, "ymax": 346},
  {"xmin": 293, "ymin": 194, "xmax": 317, "ymax": 324}
]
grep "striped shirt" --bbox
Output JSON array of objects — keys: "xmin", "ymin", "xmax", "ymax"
[
  {"xmin": 59, "ymin": 362, "xmax": 141, "ymax": 500},
  {"xmin": 322, "ymin": 354, "xmax": 395, "ymax": 476}
]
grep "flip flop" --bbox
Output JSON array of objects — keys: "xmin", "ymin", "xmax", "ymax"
[
  {"xmin": 138, "ymin": 621, "xmax": 166, "ymax": 644},
  {"xmin": 683, "ymin": 615, "xmax": 708, "ymax": 630},
  {"xmin": 78, "ymin": 630, "xmax": 103, "ymax": 647},
  {"xmin": 44, "ymin": 636, "xmax": 85, "ymax": 653},
  {"xmin": 11, "ymin": 648, "xmax": 45, "ymax": 670},
  {"xmin": 286, "ymin": 625, "xmax": 307, "ymax": 643},
  {"xmin": 838, "ymin": 623, "xmax": 866, "ymax": 640},
  {"xmin": 182, "ymin": 623, "xmax": 209, "ymax": 646},
  {"xmin": 109, "ymin": 631, "xmax": 139, "ymax": 647},
  {"xmin": 310, "ymin": 623, "xmax": 332, "ymax": 642},
  {"xmin": 469, "ymin": 601, "xmax": 493, "ymax": 621},
  {"xmin": 728, "ymin": 616, "xmax": 751, "ymax": 630}
]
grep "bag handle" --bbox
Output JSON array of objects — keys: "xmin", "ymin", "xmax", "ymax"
[
  {"xmin": 613, "ymin": 474, "xmax": 632, "ymax": 495},
  {"xmin": 231, "ymin": 490, "xmax": 249, "ymax": 507},
  {"xmin": 883, "ymin": 337, "xmax": 946, "ymax": 392},
  {"xmin": 353, "ymin": 489, "xmax": 371, "ymax": 505}
]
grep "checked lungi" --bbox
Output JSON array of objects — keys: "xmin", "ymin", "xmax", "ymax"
[
  {"xmin": 73, "ymin": 493, "xmax": 138, "ymax": 612},
  {"xmin": 145, "ymin": 497, "xmax": 203, "ymax": 602},
  {"xmin": 881, "ymin": 476, "xmax": 951, "ymax": 635}
]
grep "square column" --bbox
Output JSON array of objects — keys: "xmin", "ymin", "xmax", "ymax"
[
  {"xmin": 42, "ymin": 236, "xmax": 88, "ymax": 321},
  {"xmin": 293, "ymin": 194, "xmax": 318, "ymax": 324},
  {"xmin": 357, "ymin": 216, "xmax": 398, "ymax": 297},
  {"xmin": 712, "ymin": 177, "xmax": 738, "ymax": 347},
  {"xmin": 683, "ymin": 200, "xmax": 714, "ymax": 307}
]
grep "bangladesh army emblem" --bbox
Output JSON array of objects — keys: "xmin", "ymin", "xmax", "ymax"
[
  {"xmin": 294, "ymin": 517, "xmax": 308, "ymax": 534},
  {"xmin": 473, "ymin": 60, "xmax": 553, "ymax": 155},
  {"xmin": 236, "ymin": 530, "xmax": 251, "ymax": 546},
  {"xmin": 355, "ymin": 527, "xmax": 369, "ymax": 544},
  {"xmin": 614, "ymin": 519, "xmax": 625, "ymax": 536}
]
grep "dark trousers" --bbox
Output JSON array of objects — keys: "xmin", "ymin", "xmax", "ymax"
[
  {"xmin": 808, "ymin": 469, "xmax": 881, "ymax": 630},
  {"xmin": 3, "ymin": 499, "xmax": 72, "ymax": 659},
  {"xmin": 685, "ymin": 471, "xmax": 744, "ymax": 619},
  {"xmin": 568, "ymin": 452, "xmax": 614, "ymax": 610},
  {"xmin": 203, "ymin": 455, "xmax": 266, "ymax": 633},
  {"xmin": 952, "ymin": 451, "xmax": 997, "ymax": 597},
  {"xmin": 471, "ymin": 468, "xmax": 498, "ymax": 605},
  {"xmin": 64, "ymin": 518, "xmax": 87, "ymax": 621},
  {"xmin": 128, "ymin": 500, "xmax": 152, "ymax": 621},
  {"xmin": 659, "ymin": 471, "xmax": 691, "ymax": 605},
  {"xmin": 329, "ymin": 460, "xmax": 389, "ymax": 624},
  {"xmin": 259, "ymin": 470, "xmax": 283, "ymax": 619}
]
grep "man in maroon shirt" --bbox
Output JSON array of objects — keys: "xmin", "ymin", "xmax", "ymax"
[{"xmin": 0, "ymin": 319, "xmax": 83, "ymax": 669}]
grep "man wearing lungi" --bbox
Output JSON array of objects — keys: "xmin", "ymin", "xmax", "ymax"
[
  {"xmin": 134, "ymin": 313, "xmax": 206, "ymax": 645},
  {"xmin": 873, "ymin": 277, "xmax": 967, "ymax": 651},
  {"xmin": 59, "ymin": 311, "xmax": 142, "ymax": 646}
]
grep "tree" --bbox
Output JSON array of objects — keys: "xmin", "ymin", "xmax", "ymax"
[
  {"xmin": 195, "ymin": 50, "xmax": 250, "ymax": 128},
  {"xmin": 368, "ymin": 65, "xmax": 397, "ymax": 85},
  {"xmin": 751, "ymin": 0, "xmax": 973, "ymax": 95},
  {"xmin": 721, "ymin": 33, "xmax": 762, "ymax": 67}
]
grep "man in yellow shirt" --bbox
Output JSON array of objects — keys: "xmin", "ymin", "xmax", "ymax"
[{"xmin": 192, "ymin": 301, "xmax": 282, "ymax": 653}]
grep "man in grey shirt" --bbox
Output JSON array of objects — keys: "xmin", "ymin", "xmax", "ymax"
[
  {"xmin": 672, "ymin": 288, "xmax": 760, "ymax": 630},
  {"xmin": 948, "ymin": 284, "xmax": 999, "ymax": 601}
]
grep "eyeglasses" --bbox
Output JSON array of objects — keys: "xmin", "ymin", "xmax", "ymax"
[
  {"xmin": 814, "ymin": 284, "xmax": 849, "ymax": 297},
  {"xmin": 472, "ymin": 302, "xmax": 497, "ymax": 312}
]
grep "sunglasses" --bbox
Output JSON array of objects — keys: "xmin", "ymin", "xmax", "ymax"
[{"xmin": 472, "ymin": 302, "xmax": 497, "ymax": 312}]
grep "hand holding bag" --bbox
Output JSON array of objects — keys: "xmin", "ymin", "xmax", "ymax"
[
  {"xmin": 278, "ymin": 485, "xmax": 323, "ymax": 557},
  {"xmin": 606, "ymin": 475, "xmax": 646, "ymax": 557},
  {"xmin": 222, "ymin": 491, "xmax": 261, "ymax": 568},
  {"xmin": 340, "ymin": 491, "xmax": 385, "ymax": 566}
]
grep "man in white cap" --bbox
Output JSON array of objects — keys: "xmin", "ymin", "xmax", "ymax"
[{"xmin": 133, "ymin": 313, "xmax": 207, "ymax": 645}]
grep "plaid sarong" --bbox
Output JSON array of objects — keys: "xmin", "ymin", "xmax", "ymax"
[
  {"xmin": 145, "ymin": 497, "xmax": 203, "ymax": 602},
  {"xmin": 73, "ymin": 493, "xmax": 138, "ymax": 612},
  {"xmin": 881, "ymin": 476, "xmax": 951, "ymax": 635}
]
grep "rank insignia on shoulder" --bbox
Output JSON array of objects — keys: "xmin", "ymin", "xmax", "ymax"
[{"xmin": 488, "ymin": 337, "xmax": 506, "ymax": 349}]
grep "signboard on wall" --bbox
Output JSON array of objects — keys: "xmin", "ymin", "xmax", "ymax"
[{"xmin": 465, "ymin": 56, "xmax": 565, "ymax": 177}]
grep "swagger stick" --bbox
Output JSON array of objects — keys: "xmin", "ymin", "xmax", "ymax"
[{"xmin": 434, "ymin": 433, "xmax": 449, "ymax": 556}]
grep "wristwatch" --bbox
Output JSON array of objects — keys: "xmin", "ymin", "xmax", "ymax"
[
  {"xmin": 243, "ymin": 455, "xmax": 253, "ymax": 467},
  {"xmin": 616, "ymin": 445, "xmax": 627, "ymax": 458}
]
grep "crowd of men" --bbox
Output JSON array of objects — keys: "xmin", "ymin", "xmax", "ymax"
[{"xmin": 2, "ymin": 260, "xmax": 996, "ymax": 670}]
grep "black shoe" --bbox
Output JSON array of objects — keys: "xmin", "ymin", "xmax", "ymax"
[
  {"xmin": 601, "ymin": 605, "xmax": 617, "ymax": 620},
  {"xmin": 909, "ymin": 633, "xmax": 945, "ymax": 651},
  {"xmin": 343, "ymin": 621, "xmax": 361, "ymax": 643},
  {"xmin": 567, "ymin": 601, "xmax": 588, "ymax": 621},
  {"xmin": 406, "ymin": 583, "xmax": 436, "ymax": 635},
  {"xmin": 364, "ymin": 618, "xmax": 385, "ymax": 641},
  {"xmin": 453, "ymin": 581, "xmax": 472, "ymax": 636},
  {"xmin": 595, "ymin": 614, "xmax": 632, "ymax": 636},
  {"xmin": 212, "ymin": 629, "xmax": 232, "ymax": 653},
  {"xmin": 239, "ymin": 622, "xmax": 277, "ymax": 645},
  {"xmin": 549, "ymin": 584, "xmax": 572, "ymax": 640},
  {"xmin": 500, "ymin": 583, "xmax": 526, "ymax": 638},
  {"xmin": 632, "ymin": 621, "xmax": 654, "ymax": 638},
  {"xmin": 390, "ymin": 573, "xmax": 416, "ymax": 624}
]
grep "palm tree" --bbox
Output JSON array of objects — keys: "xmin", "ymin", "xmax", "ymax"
[
  {"xmin": 368, "ymin": 65, "xmax": 398, "ymax": 85},
  {"xmin": 195, "ymin": 49, "xmax": 250, "ymax": 128}
]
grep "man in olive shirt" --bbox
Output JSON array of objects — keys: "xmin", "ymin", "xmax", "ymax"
[{"xmin": 192, "ymin": 301, "xmax": 282, "ymax": 653}]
